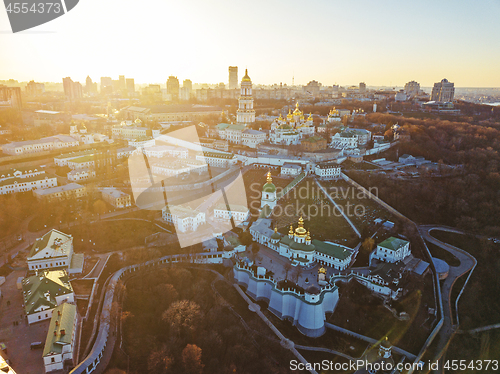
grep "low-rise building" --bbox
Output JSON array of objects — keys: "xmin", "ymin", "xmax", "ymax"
[
  {"xmin": 214, "ymin": 204, "xmax": 250, "ymax": 224},
  {"xmin": 42, "ymin": 303, "xmax": 78, "ymax": 373},
  {"xmin": 27, "ymin": 229, "xmax": 83, "ymax": 273},
  {"xmin": 2, "ymin": 135, "xmax": 79, "ymax": 155},
  {"xmin": 100, "ymin": 188, "xmax": 132, "ymax": 208},
  {"xmin": 0, "ymin": 173, "xmax": 58, "ymax": 195},
  {"xmin": 242, "ymin": 129, "xmax": 266, "ymax": 148},
  {"xmin": 33, "ymin": 183, "xmax": 87, "ymax": 202},
  {"xmin": 196, "ymin": 151, "xmax": 237, "ymax": 168},
  {"xmin": 301, "ymin": 135, "xmax": 327, "ymax": 152},
  {"xmin": 67, "ymin": 168, "xmax": 95, "ymax": 182},
  {"xmin": 330, "ymin": 132, "xmax": 357, "ymax": 149},
  {"xmin": 22, "ymin": 270, "xmax": 74, "ymax": 324},
  {"xmin": 67, "ymin": 156, "xmax": 95, "ymax": 170},
  {"xmin": 370, "ymin": 237, "xmax": 411, "ymax": 264},
  {"xmin": 54, "ymin": 150, "xmax": 94, "ymax": 166},
  {"xmin": 314, "ymin": 162, "xmax": 341, "ymax": 179},
  {"xmin": 162, "ymin": 205, "xmax": 206, "ymax": 233},
  {"xmin": 281, "ymin": 163, "xmax": 302, "ymax": 176},
  {"xmin": 143, "ymin": 145, "xmax": 188, "ymax": 159}
]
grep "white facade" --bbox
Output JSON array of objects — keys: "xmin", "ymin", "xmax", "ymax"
[
  {"xmin": 27, "ymin": 230, "xmax": 74, "ymax": 273},
  {"xmin": 2, "ymin": 135, "xmax": 79, "ymax": 155},
  {"xmin": 67, "ymin": 169, "xmax": 95, "ymax": 182},
  {"xmin": 242, "ymin": 129, "xmax": 266, "ymax": 148},
  {"xmin": 143, "ymin": 145, "xmax": 188, "ymax": 159},
  {"xmin": 314, "ymin": 162, "xmax": 341, "ymax": 179},
  {"xmin": 0, "ymin": 174, "xmax": 57, "ymax": 195},
  {"xmin": 196, "ymin": 152, "xmax": 237, "ymax": 168},
  {"xmin": 67, "ymin": 157, "xmax": 95, "ymax": 170},
  {"xmin": 330, "ymin": 132, "xmax": 357, "ymax": 149},
  {"xmin": 214, "ymin": 205, "xmax": 249, "ymax": 224},
  {"xmin": 162, "ymin": 205, "xmax": 206, "ymax": 233},
  {"xmin": 281, "ymin": 163, "xmax": 302, "ymax": 176},
  {"xmin": 43, "ymin": 303, "xmax": 77, "ymax": 373},
  {"xmin": 233, "ymin": 264, "xmax": 339, "ymax": 337},
  {"xmin": 370, "ymin": 237, "xmax": 411, "ymax": 264}
]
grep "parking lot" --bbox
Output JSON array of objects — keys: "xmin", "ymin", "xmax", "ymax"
[{"xmin": 0, "ymin": 269, "xmax": 48, "ymax": 374}]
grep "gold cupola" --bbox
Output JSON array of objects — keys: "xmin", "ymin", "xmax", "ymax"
[
  {"xmin": 318, "ymin": 266, "xmax": 327, "ymax": 274},
  {"xmin": 294, "ymin": 216, "xmax": 307, "ymax": 237}
]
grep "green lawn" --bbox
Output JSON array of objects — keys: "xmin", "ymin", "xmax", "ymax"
[{"xmin": 67, "ymin": 220, "xmax": 160, "ymax": 252}]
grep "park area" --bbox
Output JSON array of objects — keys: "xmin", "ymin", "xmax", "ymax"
[
  {"xmin": 66, "ymin": 220, "xmax": 161, "ymax": 253},
  {"xmin": 106, "ymin": 265, "xmax": 297, "ymax": 374}
]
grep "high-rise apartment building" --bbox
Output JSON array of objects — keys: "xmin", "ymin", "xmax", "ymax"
[
  {"xmin": 26, "ymin": 80, "xmax": 45, "ymax": 96},
  {"xmin": 359, "ymin": 82, "xmax": 366, "ymax": 93},
  {"xmin": 229, "ymin": 66, "xmax": 238, "ymax": 90},
  {"xmin": 0, "ymin": 85, "xmax": 22, "ymax": 109},
  {"xmin": 431, "ymin": 78, "xmax": 455, "ymax": 102},
  {"xmin": 118, "ymin": 75, "xmax": 126, "ymax": 91},
  {"xmin": 63, "ymin": 77, "xmax": 83, "ymax": 101},
  {"xmin": 180, "ymin": 79, "xmax": 192, "ymax": 100},
  {"xmin": 85, "ymin": 76, "xmax": 97, "ymax": 94},
  {"xmin": 167, "ymin": 76, "xmax": 180, "ymax": 100},
  {"xmin": 126, "ymin": 78, "xmax": 135, "ymax": 93},
  {"xmin": 100, "ymin": 77, "xmax": 113, "ymax": 94}
]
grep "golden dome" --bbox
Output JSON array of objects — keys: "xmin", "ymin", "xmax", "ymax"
[
  {"xmin": 266, "ymin": 171, "xmax": 272, "ymax": 183},
  {"xmin": 287, "ymin": 109, "xmax": 293, "ymax": 118},
  {"xmin": 278, "ymin": 113, "xmax": 283, "ymax": 120},
  {"xmin": 295, "ymin": 216, "xmax": 307, "ymax": 236},
  {"xmin": 293, "ymin": 101, "xmax": 302, "ymax": 115},
  {"xmin": 306, "ymin": 230, "xmax": 311, "ymax": 241},
  {"xmin": 289, "ymin": 225, "xmax": 294, "ymax": 235},
  {"xmin": 318, "ymin": 266, "xmax": 327, "ymax": 274},
  {"xmin": 241, "ymin": 69, "xmax": 251, "ymax": 82},
  {"xmin": 274, "ymin": 227, "xmax": 278, "ymax": 233},
  {"xmin": 308, "ymin": 112, "xmax": 313, "ymax": 120}
]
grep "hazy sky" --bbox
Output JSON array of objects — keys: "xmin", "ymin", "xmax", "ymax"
[{"xmin": 1, "ymin": 0, "xmax": 499, "ymax": 87}]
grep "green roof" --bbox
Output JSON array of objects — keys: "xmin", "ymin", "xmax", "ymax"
[
  {"xmin": 68, "ymin": 155, "xmax": 94, "ymax": 163},
  {"xmin": 216, "ymin": 123, "xmax": 231, "ymax": 130},
  {"xmin": 280, "ymin": 235, "xmax": 315, "ymax": 252},
  {"xmin": 43, "ymin": 303, "xmax": 76, "ymax": 357},
  {"xmin": 22, "ymin": 270, "xmax": 73, "ymax": 315},
  {"xmin": 260, "ymin": 204, "xmax": 272, "ymax": 218},
  {"xmin": 227, "ymin": 124, "xmax": 245, "ymax": 131},
  {"xmin": 378, "ymin": 237, "xmax": 409, "ymax": 251},
  {"xmin": 263, "ymin": 183, "xmax": 276, "ymax": 193},
  {"xmin": 313, "ymin": 240, "xmax": 353, "ymax": 260},
  {"xmin": 29, "ymin": 229, "xmax": 73, "ymax": 258}
]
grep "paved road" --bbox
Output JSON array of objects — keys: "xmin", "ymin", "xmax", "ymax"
[{"xmin": 418, "ymin": 225, "xmax": 477, "ymax": 373}]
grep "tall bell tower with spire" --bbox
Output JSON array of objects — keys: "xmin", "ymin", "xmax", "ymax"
[{"xmin": 237, "ymin": 69, "xmax": 256, "ymax": 125}]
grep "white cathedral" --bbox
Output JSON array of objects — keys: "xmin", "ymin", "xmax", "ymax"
[
  {"xmin": 236, "ymin": 69, "xmax": 256, "ymax": 125},
  {"xmin": 270, "ymin": 102, "xmax": 315, "ymax": 145}
]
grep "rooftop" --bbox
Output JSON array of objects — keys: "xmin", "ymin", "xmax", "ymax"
[
  {"xmin": 33, "ymin": 183, "xmax": 85, "ymax": 196},
  {"xmin": 43, "ymin": 303, "xmax": 77, "ymax": 357},
  {"xmin": 100, "ymin": 187, "xmax": 129, "ymax": 199},
  {"xmin": 378, "ymin": 237, "xmax": 409, "ymax": 251},
  {"xmin": 22, "ymin": 270, "xmax": 73, "ymax": 315},
  {"xmin": 29, "ymin": 229, "xmax": 73, "ymax": 258},
  {"xmin": 313, "ymin": 240, "xmax": 353, "ymax": 260}
]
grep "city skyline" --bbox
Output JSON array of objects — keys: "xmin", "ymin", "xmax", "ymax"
[{"xmin": 1, "ymin": 0, "xmax": 500, "ymax": 87}]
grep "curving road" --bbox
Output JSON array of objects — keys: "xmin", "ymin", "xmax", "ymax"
[{"xmin": 418, "ymin": 225, "xmax": 477, "ymax": 373}]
